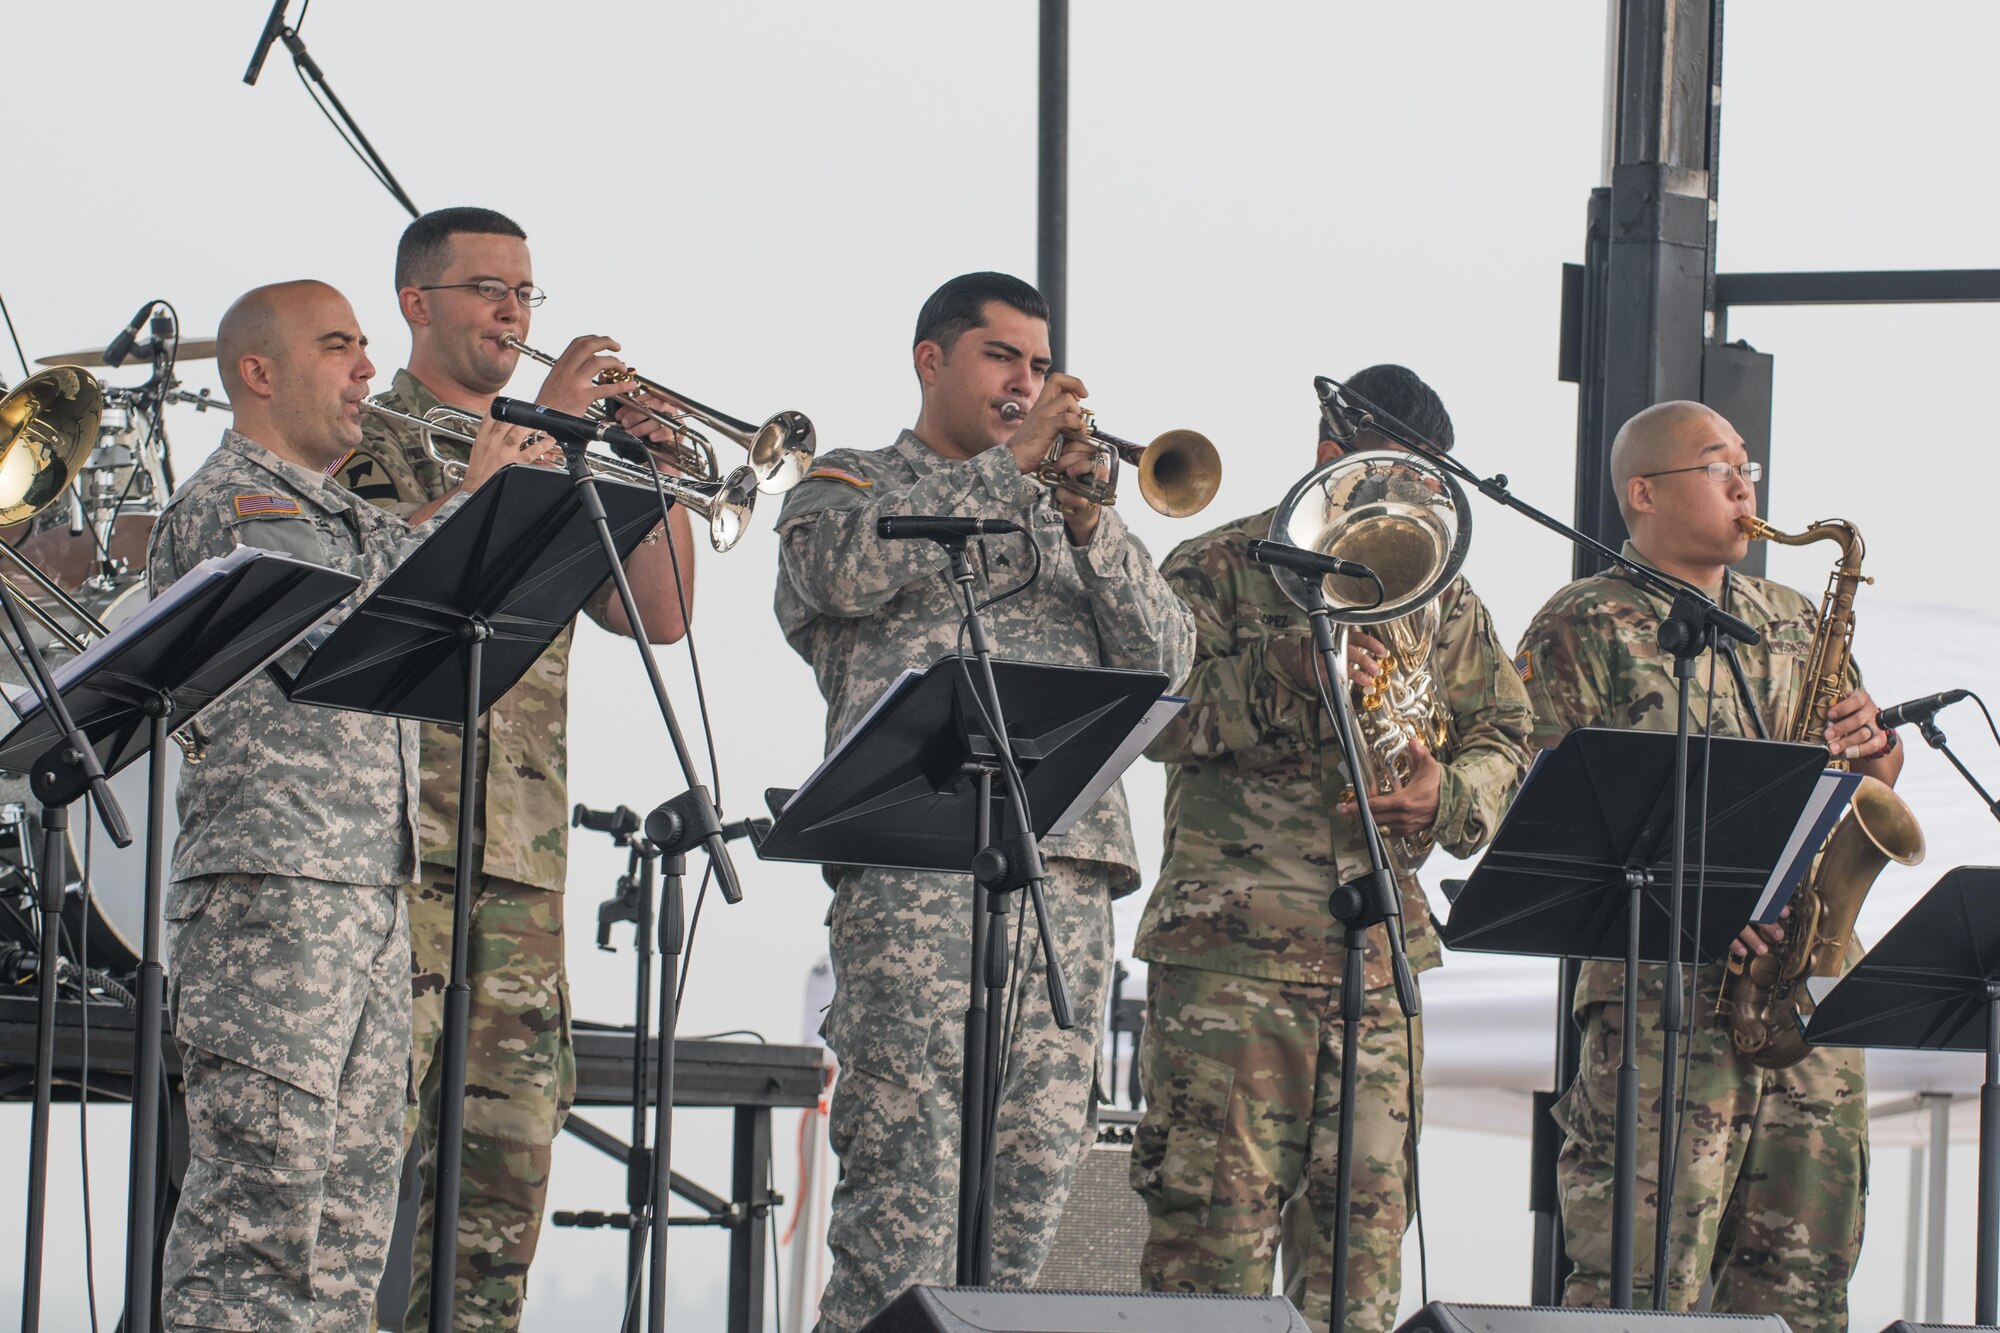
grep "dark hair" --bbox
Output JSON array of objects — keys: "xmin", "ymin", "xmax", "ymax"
[
  {"xmin": 1327, "ymin": 363, "xmax": 1455, "ymax": 452},
  {"xmin": 394, "ymin": 206, "xmax": 528, "ymax": 290},
  {"xmin": 913, "ymin": 272, "xmax": 1049, "ymax": 352}
]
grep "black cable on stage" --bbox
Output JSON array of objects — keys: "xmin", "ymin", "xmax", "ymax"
[
  {"xmin": 285, "ymin": 0, "xmax": 408, "ymax": 210},
  {"xmin": 0, "ymin": 288, "xmax": 31, "ymax": 384},
  {"xmin": 1972, "ymin": 692, "xmax": 2000, "ymax": 749}
]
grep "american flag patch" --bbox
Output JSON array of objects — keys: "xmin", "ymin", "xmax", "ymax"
[
  {"xmin": 804, "ymin": 466, "xmax": 871, "ymax": 490},
  {"xmin": 233, "ymin": 493, "xmax": 303, "ymax": 518},
  {"xmin": 1514, "ymin": 650, "xmax": 1533, "ymax": 682}
]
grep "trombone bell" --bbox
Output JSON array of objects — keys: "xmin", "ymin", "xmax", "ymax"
[{"xmin": 0, "ymin": 368, "xmax": 105, "ymax": 526}]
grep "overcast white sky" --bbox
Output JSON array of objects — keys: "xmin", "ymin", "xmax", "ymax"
[{"xmin": 4, "ymin": 2, "xmax": 1998, "ymax": 1328}]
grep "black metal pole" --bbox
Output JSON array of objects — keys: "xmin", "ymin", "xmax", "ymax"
[
  {"xmin": 1613, "ymin": 868, "xmax": 1644, "ymax": 1309},
  {"xmin": 625, "ymin": 844, "xmax": 656, "ymax": 1333},
  {"xmin": 1650, "ymin": 651, "xmax": 1699, "ymax": 1308},
  {"xmin": 426, "ymin": 623, "xmax": 488, "ymax": 1332},
  {"xmin": 20, "ymin": 807, "xmax": 66, "ymax": 1333},
  {"xmin": 1037, "ymin": 0, "xmax": 1068, "ymax": 369},
  {"xmin": 1979, "ymin": 985, "xmax": 1999, "ymax": 1325},
  {"xmin": 956, "ymin": 767, "xmax": 995, "ymax": 1284},
  {"xmin": 1916, "ymin": 719, "xmax": 2000, "ymax": 823},
  {"xmin": 123, "ymin": 709, "xmax": 171, "ymax": 1333},
  {"xmin": 646, "ymin": 853, "xmax": 686, "ymax": 1333}
]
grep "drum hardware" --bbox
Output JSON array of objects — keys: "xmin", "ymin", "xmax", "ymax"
[{"xmin": 35, "ymin": 337, "xmax": 219, "ymax": 368}]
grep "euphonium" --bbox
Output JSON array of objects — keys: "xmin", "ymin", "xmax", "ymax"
[
  {"xmin": 1268, "ymin": 448, "xmax": 1471, "ymax": 872},
  {"xmin": 1720, "ymin": 515, "xmax": 1925, "ymax": 1068}
]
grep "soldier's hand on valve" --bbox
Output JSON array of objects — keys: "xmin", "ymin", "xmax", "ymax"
[
  {"xmin": 1340, "ymin": 737, "xmax": 1441, "ymax": 836},
  {"xmin": 460, "ymin": 414, "xmax": 543, "ymax": 493},
  {"xmin": 1824, "ymin": 688, "xmax": 1891, "ymax": 761},
  {"xmin": 608, "ymin": 398, "xmax": 688, "ymax": 464},
  {"xmin": 1050, "ymin": 438, "xmax": 1107, "ymax": 545},
  {"xmin": 1731, "ymin": 904, "xmax": 1790, "ymax": 960},
  {"xmin": 1345, "ymin": 632, "xmax": 1388, "ymax": 695},
  {"xmin": 1006, "ymin": 372, "xmax": 1089, "ymax": 477},
  {"xmin": 533, "ymin": 334, "xmax": 638, "ymax": 418}
]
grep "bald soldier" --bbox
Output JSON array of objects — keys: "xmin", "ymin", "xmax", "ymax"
[
  {"xmin": 1515, "ymin": 401, "xmax": 1902, "ymax": 1331},
  {"xmin": 148, "ymin": 281, "xmax": 525, "ymax": 1332}
]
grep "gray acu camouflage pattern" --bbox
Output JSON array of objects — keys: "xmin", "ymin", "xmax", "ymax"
[
  {"xmin": 148, "ymin": 428, "xmax": 460, "ymax": 1331},
  {"xmin": 775, "ymin": 431, "xmax": 1192, "ymax": 1331},
  {"xmin": 1130, "ymin": 506, "xmax": 1529, "ymax": 1331},
  {"xmin": 1516, "ymin": 541, "xmax": 1868, "ymax": 1332}
]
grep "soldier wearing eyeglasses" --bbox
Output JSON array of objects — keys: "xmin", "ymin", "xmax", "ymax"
[
  {"xmin": 342, "ymin": 206, "xmax": 697, "ymax": 1331},
  {"xmin": 1515, "ymin": 401, "xmax": 1902, "ymax": 1333}
]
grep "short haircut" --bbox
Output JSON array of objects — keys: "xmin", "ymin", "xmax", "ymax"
[
  {"xmin": 1328, "ymin": 363, "xmax": 1455, "ymax": 452},
  {"xmin": 913, "ymin": 272, "xmax": 1049, "ymax": 352},
  {"xmin": 394, "ymin": 206, "xmax": 528, "ymax": 290},
  {"xmin": 216, "ymin": 279, "xmax": 327, "ymax": 398}
]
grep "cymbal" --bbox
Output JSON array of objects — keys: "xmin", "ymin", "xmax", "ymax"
[{"xmin": 35, "ymin": 337, "xmax": 218, "ymax": 368}]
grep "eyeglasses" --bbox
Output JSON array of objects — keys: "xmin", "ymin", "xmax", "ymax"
[
  {"xmin": 1640, "ymin": 460, "xmax": 1763, "ymax": 485},
  {"xmin": 415, "ymin": 280, "xmax": 546, "ymax": 308}
]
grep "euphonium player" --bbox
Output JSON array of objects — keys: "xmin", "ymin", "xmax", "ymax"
[
  {"xmin": 1132, "ymin": 365, "xmax": 1533, "ymax": 1333},
  {"xmin": 149, "ymin": 281, "xmax": 524, "ymax": 1332},
  {"xmin": 773, "ymin": 271, "xmax": 1193, "ymax": 1331},
  {"xmin": 1515, "ymin": 401, "xmax": 1902, "ymax": 1332},
  {"xmin": 340, "ymin": 206, "xmax": 694, "ymax": 1331}
]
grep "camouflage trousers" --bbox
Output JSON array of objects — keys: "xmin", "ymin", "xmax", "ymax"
[
  {"xmin": 398, "ymin": 869, "xmax": 574, "ymax": 1332},
  {"xmin": 817, "ymin": 859, "xmax": 1115, "ymax": 1333},
  {"xmin": 1555, "ymin": 992, "xmax": 1867, "ymax": 1333},
  {"xmin": 1132, "ymin": 964, "xmax": 1421, "ymax": 1333},
  {"xmin": 163, "ymin": 874, "xmax": 411, "ymax": 1333}
]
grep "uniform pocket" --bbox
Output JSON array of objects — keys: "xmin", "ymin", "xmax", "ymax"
[
  {"xmin": 1131, "ymin": 1042, "xmax": 1235, "ymax": 1223},
  {"xmin": 831, "ymin": 1007, "xmax": 936, "ymax": 1092}
]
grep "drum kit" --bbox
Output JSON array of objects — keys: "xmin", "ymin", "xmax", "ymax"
[{"xmin": 0, "ymin": 312, "xmax": 225, "ymax": 978}]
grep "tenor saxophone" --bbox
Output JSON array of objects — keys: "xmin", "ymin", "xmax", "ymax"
[{"xmin": 1719, "ymin": 516, "xmax": 1925, "ymax": 1068}]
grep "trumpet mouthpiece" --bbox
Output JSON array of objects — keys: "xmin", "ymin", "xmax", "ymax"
[{"xmin": 998, "ymin": 401, "xmax": 1025, "ymax": 422}]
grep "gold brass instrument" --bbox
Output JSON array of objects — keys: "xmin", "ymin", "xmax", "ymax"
[
  {"xmin": 1268, "ymin": 448, "xmax": 1471, "ymax": 871},
  {"xmin": 359, "ymin": 401, "xmax": 759, "ymax": 552},
  {"xmin": 499, "ymin": 334, "xmax": 815, "ymax": 495},
  {"xmin": 0, "ymin": 368, "xmax": 203, "ymax": 761},
  {"xmin": 999, "ymin": 400, "xmax": 1220, "ymax": 517},
  {"xmin": 1720, "ymin": 514, "xmax": 1925, "ymax": 1068}
]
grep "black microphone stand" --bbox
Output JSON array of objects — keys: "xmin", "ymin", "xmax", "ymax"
[
  {"xmin": 938, "ymin": 533, "xmax": 1075, "ymax": 1286},
  {"xmin": 0, "ymin": 580, "xmax": 132, "ymax": 1333},
  {"xmin": 1912, "ymin": 709, "xmax": 2000, "ymax": 824},
  {"xmin": 1314, "ymin": 378, "xmax": 1762, "ymax": 1309}
]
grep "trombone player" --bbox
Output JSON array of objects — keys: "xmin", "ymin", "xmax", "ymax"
[
  {"xmin": 1131, "ymin": 365, "xmax": 1533, "ymax": 1333},
  {"xmin": 344, "ymin": 205, "xmax": 694, "ymax": 1331}
]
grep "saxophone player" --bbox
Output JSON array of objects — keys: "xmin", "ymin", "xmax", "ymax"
[
  {"xmin": 1131, "ymin": 365, "xmax": 1535, "ymax": 1333},
  {"xmin": 1515, "ymin": 400, "xmax": 1903, "ymax": 1332}
]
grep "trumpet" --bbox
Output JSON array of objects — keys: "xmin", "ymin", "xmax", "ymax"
[
  {"xmin": 358, "ymin": 401, "xmax": 759, "ymax": 552},
  {"xmin": 999, "ymin": 401, "xmax": 1220, "ymax": 517},
  {"xmin": 499, "ymin": 334, "xmax": 815, "ymax": 495}
]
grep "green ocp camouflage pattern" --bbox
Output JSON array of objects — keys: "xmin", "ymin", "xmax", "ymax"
[
  {"xmin": 1136, "ymin": 506, "xmax": 1534, "ymax": 988},
  {"xmin": 816, "ymin": 860, "xmax": 1114, "ymax": 1333},
  {"xmin": 1516, "ymin": 541, "xmax": 1868, "ymax": 1332},
  {"xmin": 1131, "ymin": 963, "xmax": 1421, "ymax": 1333},
  {"xmin": 398, "ymin": 869, "xmax": 574, "ymax": 1332},
  {"xmin": 162, "ymin": 872, "xmax": 411, "ymax": 1333},
  {"xmin": 774, "ymin": 431, "xmax": 1195, "ymax": 895}
]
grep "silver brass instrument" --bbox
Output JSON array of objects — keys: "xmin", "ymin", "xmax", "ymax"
[
  {"xmin": 1719, "ymin": 514, "xmax": 1924, "ymax": 1068},
  {"xmin": 0, "ymin": 367, "xmax": 203, "ymax": 761},
  {"xmin": 359, "ymin": 400, "xmax": 759, "ymax": 552},
  {"xmin": 1267, "ymin": 448, "xmax": 1471, "ymax": 871},
  {"xmin": 999, "ymin": 401, "xmax": 1220, "ymax": 517},
  {"xmin": 499, "ymin": 334, "xmax": 815, "ymax": 495}
]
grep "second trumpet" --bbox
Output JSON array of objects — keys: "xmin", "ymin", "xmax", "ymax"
[{"xmin": 1001, "ymin": 401, "xmax": 1220, "ymax": 517}]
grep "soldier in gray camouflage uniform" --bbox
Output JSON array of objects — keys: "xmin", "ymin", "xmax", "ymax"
[
  {"xmin": 339, "ymin": 207, "xmax": 695, "ymax": 1332},
  {"xmin": 1516, "ymin": 401, "xmax": 1903, "ymax": 1332},
  {"xmin": 148, "ymin": 280, "xmax": 519, "ymax": 1332},
  {"xmin": 1132, "ymin": 366, "xmax": 1534, "ymax": 1333},
  {"xmin": 775, "ymin": 272, "xmax": 1193, "ymax": 1332}
]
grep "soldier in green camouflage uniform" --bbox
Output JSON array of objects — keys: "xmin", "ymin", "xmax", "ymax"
[
  {"xmin": 775, "ymin": 273, "xmax": 1193, "ymax": 1332},
  {"xmin": 150, "ymin": 281, "xmax": 516, "ymax": 1332},
  {"xmin": 1515, "ymin": 400, "xmax": 1903, "ymax": 1333},
  {"xmin": 343, "ymin": 208, "xmax": 695, "ymax": 1331},
  {"xmin": 1132, "ymin": 366, "xmax": 1533, "ymax": 1333}
]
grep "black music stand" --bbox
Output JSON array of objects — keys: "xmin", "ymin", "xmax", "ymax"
[
  {"xmin": 281, "ymin": 465, "xmax": 658, "ymax": 1331},
  {"xmin": 0, "ymin": 547, "xmax": 358, "ymax": 1333},
  {"xmin": 1803, "ymin": 866, "xmax": 2000, "ymax": 1324},
  {"xmin": 757, "ymin": 655, "xmax": 1173, "ymax": 1284},
  {"xmin": 1441, "ymin": 727, "xmax": 1837, "ymax": 1306}
]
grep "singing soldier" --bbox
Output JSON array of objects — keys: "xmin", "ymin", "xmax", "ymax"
[
  {"xmin": 148, "ymin": 280, "xmax": 522, "ymax": 1331},
  {"xmin": 773, "ymin": 271, "xmax": 1193, "ymax": 1331},
  {"xmin": 1515, "ymin": 400, "xmax": 1902, "ymax": 1332},
  {"xmin": 339, "ymin": 205, "xmax": 695, "ymax": 1331}
]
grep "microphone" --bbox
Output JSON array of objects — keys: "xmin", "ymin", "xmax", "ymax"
[
  {"xmin": 875, "ymin": 516, "xmax": 1024, "ymax": 542},
  {"xmin": 1878, "ymin": 689, "xmax": 1970, "ymax": 730},
  {"xmin": 1247, "ymin": 538, "xmax": 1374, "ymax": 582},
  {"xmin": 101, "ymin": 301, "xmax": 158, "ymax": 370},
  {"xmin": 244, "ymin": 0, "xmax": 291, "ymax": 85},
  {"xmin": 1314, "ymin": 376, "xmax": 1360, "ymax": 444},
  {"xmin": 489, "ymin": 397, "xmax": 656, "ymax": 462}
]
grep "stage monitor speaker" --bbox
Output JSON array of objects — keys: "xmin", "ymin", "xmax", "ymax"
[
  {"xmin": 860, "ymin": 1286, "xmax": 1310, "ymax": 1333},
  {"xmin": 1877, "ymin": 1325, "xmax": 1988, "ymax": 1333},
  {"xmin": 1395, "ymin": 1303, "xmax": 1793, "ymax": 1333}
]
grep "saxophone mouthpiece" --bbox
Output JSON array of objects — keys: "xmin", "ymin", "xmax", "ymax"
[{"xmin": 1737, "ymin": 515, "xmax": 1773, "ymax": 540}]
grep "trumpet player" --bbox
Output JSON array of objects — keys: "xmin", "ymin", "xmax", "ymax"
[
  {"xmin": 1515, "ymin": 401, "xmax": 1900, "ymax": 1332},
  {"xmin": 344, "ymin": 205, "xmax": 694, "ymax": 1332},
  {"xmin": 1132, "ymin": 365, "xmax": 1534, "ymax": 1333},
  {"xmin": 773, "ymin": 271, "xmax": 1192, "ymax": 1331}
]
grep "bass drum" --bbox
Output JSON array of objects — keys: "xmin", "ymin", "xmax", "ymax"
[{"xmin": 0, "ymin": 570, "xmax": 182, "ymax": 975}]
